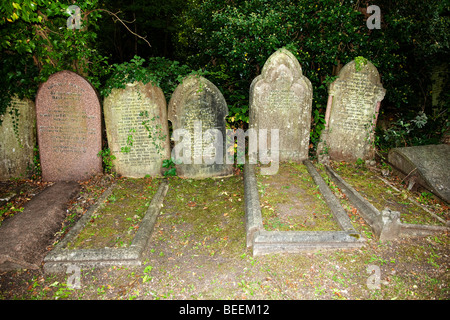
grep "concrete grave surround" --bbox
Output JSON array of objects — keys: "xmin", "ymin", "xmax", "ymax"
[
  {"xmin": 249, "ymin": 48, "xmax": 313, "ymax": 161},
  {"xmin": 36, "ymin": 70, "xmax": 102, "ymax": 181},
  {"xmin": 103, "ymin": 81, "xmax": 170, "ymax": 177},
  {"xmin": 0, "ymin": 96, "xmax": 36, "ymax": 180},
  {"xmin": 319, "ymin": 60, "xmax": 385, "ymax": 162},
  {"xmin": 325, "ymin": 164, "xmax": 449, "ymax": 240},
  {"xmin": 44, "ymin": 180, "xmax": 169, "ymax": 273},
  {"xmin": 168, "ymin": 75, "xmax": 233, "ymax": 179},
  {"xmin": 244, "ymin": 162, "xmax": 364, "ymax": 255},
  {"xmin": 388, "ymin": 144, "xmax": 450, "ymax": 203}
]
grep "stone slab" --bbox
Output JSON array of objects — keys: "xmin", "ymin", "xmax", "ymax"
[
  {"xmin": 253, "ymin": 230, "xmax": 363, "ymax": 256},
  {"xmin": 35, "ymin": 70, "xmax": 102, "ymax": 181},
  {"xmin": 388, "ymin": 144, "xmax": 450, "ymax": 203},
  {"xmin": 0, "ymin": 96, "xmax": 36, "ymax": 180},
  {"xmin": 103, "ymin": 81, "xmax": 170, "ymax": 177},
  {"xmin": 0, "ymin": 181, "xmax": 80, "ymax": 271}
]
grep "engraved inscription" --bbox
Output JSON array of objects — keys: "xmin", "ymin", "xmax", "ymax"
[
  {"xmin": 267, "ymin": 89, "xmax": 297, "ymax": 109},
  {"xmin": 38, "ymin": 87, "xmax": 91, "ymax": 154},
  {"xmin": 110, "ymin": 91, "xmax": 161, "ymax": 167},
  {"xmin": 181, "ymin": 100, "xmax": 219, "ymax": 158},
  {"xmin": 334, "ymin": 72, "xmax": 376, "ymax": 133}
]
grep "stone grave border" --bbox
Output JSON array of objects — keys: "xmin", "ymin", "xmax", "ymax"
[
  {"xmin": 244, "ymin": 160, "xmax": 365, "ymax": 256},
  {"xmin": 43, "ymin": 179, "xmax": 169, "ymax": 273},
  {"xmin": 324, "ymin": 166, "xmax": 449, "ymax": 241}
]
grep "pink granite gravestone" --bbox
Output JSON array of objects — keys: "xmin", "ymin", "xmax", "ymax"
[{"xmin": 36, "ymin": 70, "xmax": 102, "ymax": 181}]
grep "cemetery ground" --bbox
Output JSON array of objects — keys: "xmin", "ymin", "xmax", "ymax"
[{"xmin": 0, "ymin": 161, "xmax": 448, "ymax": 300}]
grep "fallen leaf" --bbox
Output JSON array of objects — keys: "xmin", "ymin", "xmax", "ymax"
[{"xmin": 187, "ymin": 201, "xmax": 196, "ymax": 207}]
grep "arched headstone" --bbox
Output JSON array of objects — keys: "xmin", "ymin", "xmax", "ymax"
[
  {"xmin": 168, "ymin": 75, "xmax": 233, "ymax": 179},
  {"xmin": 318, "ymin": 59, "xmax": 386, "ymax": 162},
  {"xmin": 249, "ymin": 48, "xmax": 313, "ymax": 161},
  {"xmin": 103, "ymin": 81, "xmax": 170, "ymax": 177},
  {"xmin": 36, "ymin": 70, "xmax": 102, "ymax": 181}
]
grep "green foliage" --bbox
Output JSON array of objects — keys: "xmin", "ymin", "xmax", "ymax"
[
  {"xmin": 121, "ymin": 129, "xmax": 136, "ymax": 154},
  {"xmin": 176, "ymin": 0, "xmax": 449, "ymax": 150},
  {"xmin": 146, "ymin": 57, "xmax": 208, "ymax": 102},
  {"xmin": 101, "ymin": 55, "xmax": 206, "ymax": 100},
  {"xmin": 101, "ymin": 56, "xmax": 159, "ymax": 97},
  {"xmin": 176, "ymin": 0, "xmax": 380, "ymax": 141},
  {"xmin": 140, "ymin": 112, "xmax": 167, "ymax": 156},
  {"xmin": 97, "ymin": 148, "xmax": 116, "ymax": 174},
  {"xmin": 27, "ymin": 145, "xmax": 42, "ymax": 180},
  {"xmin": 354, "ymin": 56, "xmax": 368, "ymax": 72},
  {"xmin": 0, "ymin": 0, "xmax": 108, "ymax": 120},
  {"xmin": 162, "ymin": 158, "xmax": 179, "ymax": 177},
  {"xmin": 375, "ymin": 111, "xmax": 445, "ymax": 151}
]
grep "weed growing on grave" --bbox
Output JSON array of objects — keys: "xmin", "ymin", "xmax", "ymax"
[
  {"xmin": 27, "ymin": 145, "xmax": 42, "ymax": 179},
  {"xmin": 140, "ymin": 111, "xmax": 167, "ymax": 156},
  {"xmin": 163, "ymin": 158, "xmax": 180, "ymax": 177},
  {"xmin": 98, "ymin": 148, "xmax": 116, "ymax": 174},
  {"xmin": 355, "ymin": 56, "xmax": 368, "ymax": 72},
  {"xmin": 120, "ymin": 128, "xmax": 136, "ymax": 154}
]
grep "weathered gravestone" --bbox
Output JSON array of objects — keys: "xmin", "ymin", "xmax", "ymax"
[
  {"xmin": 36, "ymin": 70, "xmax": 102, "ymax": 181},
  {"xmin": 0, "ymin": 96, "xmax": 36, "ymax": 180},
  {"xmin": 318, "ymin": 59, "xmax": 386, "ymax": 162},
  {"xmin": 103, "ymin": 81, "xmax": 170, "ymax": 177},
  {"xmin": 388, "ymin": 144, "xmax": 450, "ymax": 203},
  {"xmin": 168, "ymin": 75, "xmax": 233, "ymax": 179},
  {"xmin": 249, "ymin": 48, "xmax": 313, "ymax": 162}
]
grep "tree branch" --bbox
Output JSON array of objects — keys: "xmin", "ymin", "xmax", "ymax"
[{"xmin": 85, "ymin": 8, "xmax": 151, "ymax": 48}]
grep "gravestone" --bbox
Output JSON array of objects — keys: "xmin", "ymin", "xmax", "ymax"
[
  {"xmin": 0, "ymin": 96, "xmax": 36, "ymax": 180},
  {"xmin": 249, "ymin": 48, "xmax": 313, "ymax": 161},
  {"xmin": 36, "ymin": 70, "xmax": 102, "ymax": 181},
  {"xmin": 318, "ymin": 59, "xmax": 385, "ymax": 162},
  {"xmin": 388, "ymin": 144, "xmax": 450, "ymax": 203},
  {"xmin": 168, "ymin": 75, "xmax": 233, "ymax": 179},
  {"xmin": 103, "ymin": 81, "xmax": 170, "ymax": 177}
]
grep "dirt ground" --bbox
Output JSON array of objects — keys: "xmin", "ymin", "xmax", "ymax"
[{"xmin": 0, "ymin": 161, "xmax": 448, "ymax": 304}]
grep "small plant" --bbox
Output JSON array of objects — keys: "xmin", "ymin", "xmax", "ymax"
[
  {"xmin": 140, "ymin": 111, "xmax": 167, "ymax": 156},
  {"xmin": 27, "ymin": 145, "xmax": 42, "ymax": 180},
  {"xmin": 355, "ymin": 56, "xmax": 368, "ymax": 71},
  {"xmin": 50, "ymin": 281, "xmax": 75, "ymax": 300},
  {"xmin": 142, "ymin": 265, "xmax": 153, "ymax": 283},
  {"xmin": 107, "ymin": 194, "xmax": 117, "ymax": 203},
  {"xmin": 356, "ymin": 158, "xmax": 365, "ymax": 167},
  {"xmin": 98, "ymin": 148, "xmax": 116, "ymax": 174},
  {"xmin": 162, "ymin": 158, "xmax": 179, "ymax": 177},
  {"xmin": 418, "ymin": 192, "xmax": 434, "ymax": 205},
  {"xmin": 121, "ymin": 128, "xmax": 136, "ymax": 154}
]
